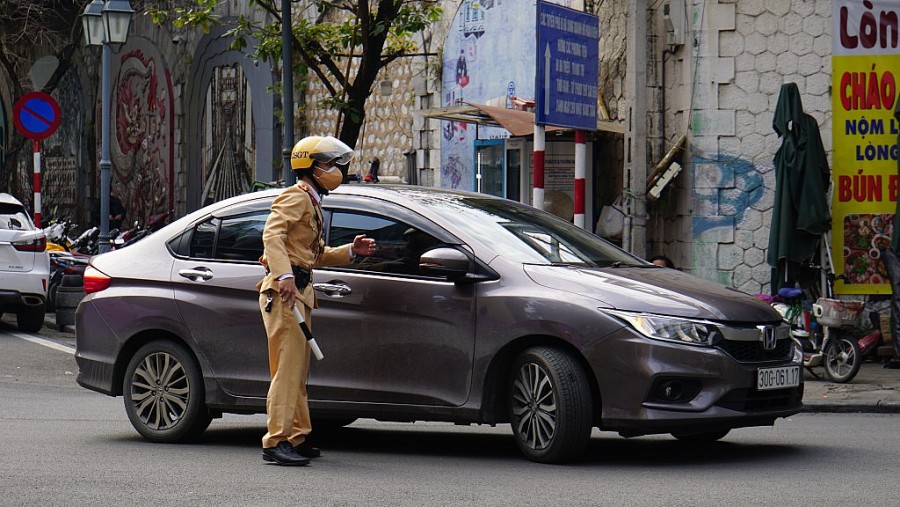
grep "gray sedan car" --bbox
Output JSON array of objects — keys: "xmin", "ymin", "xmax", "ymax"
[{"xmin": 75, "ymin": 185, "xmax": 802, "ymax": 463}]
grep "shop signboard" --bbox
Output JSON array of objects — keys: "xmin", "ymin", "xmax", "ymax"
[{"xmin": 831, "ymin": 0, "xmax": 900, "ymax": 294}]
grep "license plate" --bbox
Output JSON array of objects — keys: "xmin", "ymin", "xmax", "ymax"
[{"xmin": 757, "ymin": 366, "xmax": 800, "ymax": 391}]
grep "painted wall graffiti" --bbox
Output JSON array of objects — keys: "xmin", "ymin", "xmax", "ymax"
[
  {"xmin": 109, "ymin": 46, "xmax": 174, "ymax": 225},
  {"xmin": 200, "ymin": 64, "xmax": 255, "ymax": 206},
  {"xmin": 440, "ymin": 0, "xmax": 535, "ymax": 190},
  {"xmin": 691, "ymin": 155, "xmax": 766, "ymax": 235},
  {"xmin": 690, "ymin": 154, "xmax": 772, "ymax": 291}
]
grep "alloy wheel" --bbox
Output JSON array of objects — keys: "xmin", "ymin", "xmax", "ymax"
[
  {"xmin": 511, "ymin": 362, "xmax": 557, "ymax": 450},
  {"xmin": 129, "ymin": 352, "xmax": 190, "ymax": 431}
]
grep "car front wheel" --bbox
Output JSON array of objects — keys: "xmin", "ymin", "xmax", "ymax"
[
  {"xmin": 508, "ymin": 346, "xmax": 592, "ymax": 463},
  {"xmin": 123, "ymin": 340, "xmax": 211, "ymax": 443}
]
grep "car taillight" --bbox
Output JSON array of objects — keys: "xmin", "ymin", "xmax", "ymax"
[
  {"xmin": 12, "ymin": 236, "xmax": 47, "ymax": 252},
  {"xmin": 83, "ymin": 266, "xmax": 112, "ymax": 294}
]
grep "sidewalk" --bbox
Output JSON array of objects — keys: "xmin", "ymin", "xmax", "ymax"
[
  {"xmin": 40, "ymin": 314, "xmax": 900, "ymax": 413},
  {"xmin": 802, "ymin": 360, "xmax": 900, "ymax": 413}
]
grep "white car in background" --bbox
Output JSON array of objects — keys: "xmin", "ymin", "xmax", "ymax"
[{"xmin": 0, "ymin": 193, "xmax": 49, "ymax": 332}]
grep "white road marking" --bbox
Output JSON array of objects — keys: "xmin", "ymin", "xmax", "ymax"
[{"xmin": 4, "ymin": 330, "xmax": 75, "ymax": 355}]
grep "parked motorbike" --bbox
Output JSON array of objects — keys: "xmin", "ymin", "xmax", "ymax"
[
  {"xmin": 46, "ymin": 251, "xmax": 90, "ymax": 312},
  {"xmin": 44, "ymin": 217, "xmax": 77, "ymax": 251},
  {"xmin": 118, "ymin": 210, "xmax": 173, "ymax": 248},
  {"xmin": 773, "ymin": 287, "xmax": 867, "ymax": 383}
]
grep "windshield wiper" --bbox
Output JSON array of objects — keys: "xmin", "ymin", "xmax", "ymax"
[{"xmin": 608, "ymin": 261, "xmax": 657, "ymax": 268}]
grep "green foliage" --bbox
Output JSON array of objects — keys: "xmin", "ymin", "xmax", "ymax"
[{"xmin": 146, "ymin": 0, "xmax": 220, "ymax": 33}]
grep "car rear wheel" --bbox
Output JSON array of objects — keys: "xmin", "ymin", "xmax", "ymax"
[
  {"xmin": 671, "ymin": 429, "xmax": 730, "ymax": 442},
  {"xmin": 16, "ymin": 304, "xmax": 45, "ymax": 333},
  {"xmin": 508, "ymin": 346, "xmax": 592, "ymax": 463},
  {"xmin": 123, "ymin": 340, "xmax": 212, "ymax": 443}
]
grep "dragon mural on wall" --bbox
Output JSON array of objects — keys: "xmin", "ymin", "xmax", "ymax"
[{"xmin": 110, "ymin": 47, "xmax": 173, "ymax": 226}]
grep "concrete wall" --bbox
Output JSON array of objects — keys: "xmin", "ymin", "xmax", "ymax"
[{"xmin": 673, "ymin": 0, "xmax": 832, "ymax": 293}]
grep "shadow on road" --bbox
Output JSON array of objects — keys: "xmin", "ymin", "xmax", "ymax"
[{"xmin": 188, "ymin": 422, "xmax": 806, "ymax": 466}]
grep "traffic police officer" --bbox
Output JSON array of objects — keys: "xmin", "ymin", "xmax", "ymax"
[{"xmin": 258, "ymin": 135, "xmax": 376, "ymax": 466}]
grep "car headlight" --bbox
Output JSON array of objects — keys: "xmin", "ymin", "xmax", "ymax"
[{"xmin": 605, "ymin": 309, "xmax": 721, "ymax": 347}]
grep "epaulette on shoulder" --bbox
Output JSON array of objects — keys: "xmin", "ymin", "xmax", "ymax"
[{"xmin": 297, "ymin": 182, "xmax": 310, "ymax": 192}]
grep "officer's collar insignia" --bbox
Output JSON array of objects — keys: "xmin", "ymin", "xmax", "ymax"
[{"xmin": 296, "ymin": 181, "xmax": 319, "ymax": 205}]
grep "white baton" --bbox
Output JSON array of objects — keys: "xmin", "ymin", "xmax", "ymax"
[{"xmin": 292, "ymin": 305, "xmax": 325, "ymax": 360}]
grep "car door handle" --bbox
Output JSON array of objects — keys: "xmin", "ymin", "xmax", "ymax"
[
  {"xmin": 313, "ymin": 282, "xmax": 351, "ymax": 297},
  {"xmin": 178, "ymin": 267, "xmax": 213, "ymax": 282}
]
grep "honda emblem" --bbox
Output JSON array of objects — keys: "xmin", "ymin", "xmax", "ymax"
[{"xmin": 759, "ymin": 325, "xmax": 777, "ymax": 351}]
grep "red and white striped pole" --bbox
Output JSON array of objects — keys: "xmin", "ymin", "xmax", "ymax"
[
  {"xmin": 533, "ymin": 125, "xmax": 545, "ymax": 210},
  {"xmin": 33, "ymin": 140, "xmax": 41, "ymax": 228},
  {"xmin": 574, "ymin": 130, "xmax": 586, "ymax": 229}
]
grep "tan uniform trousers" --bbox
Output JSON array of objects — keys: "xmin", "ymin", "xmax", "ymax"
[{"xmin": 259, "ymin": 291, "xmax": 313, "ymax": 449}]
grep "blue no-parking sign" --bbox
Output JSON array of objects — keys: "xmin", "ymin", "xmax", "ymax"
[{"xmin": 13, "ymin": 91, "xmax": 60, "ymax": 141}]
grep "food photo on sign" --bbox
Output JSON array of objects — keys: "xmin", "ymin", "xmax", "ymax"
[{"xmin": 842, "ymin": 213, "xmax": 893, "ymax": 285}]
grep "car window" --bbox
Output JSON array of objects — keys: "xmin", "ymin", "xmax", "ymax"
[
  {"xmin": 188, "ymin": 219, "xmax": 218, "ymax": 259},
  {"xmin": 216, "ymin": 213, "xmax": 266, "ymax": 261},
  {"xmin": 185, "ymin": 212, "xmax": 267, "ymax": 262},
  {"xmin": 0, "ymin": 203, "xmax": 33, "ymax": 231},
  {"xmin": 327, "ymin": 211, "xmax": 443, "ymax": 276}
]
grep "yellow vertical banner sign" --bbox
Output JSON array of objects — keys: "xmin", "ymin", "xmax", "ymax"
[{"xmin": 832, "ymin": 0, "xmax": 900, "ymax": 294}]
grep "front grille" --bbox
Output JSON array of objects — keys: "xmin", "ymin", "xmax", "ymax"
[
  {"xmin": 716, "ymin": 386, "xmax": 803, "ymax": 412},
  {"xmin": 716, "ymin": 338, "xmax": 793, "ymax": 363}
]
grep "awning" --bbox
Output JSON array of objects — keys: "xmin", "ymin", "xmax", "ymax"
[{"xmin": 421, "ymin": 102, "xmax": 624, "ymax": 137}]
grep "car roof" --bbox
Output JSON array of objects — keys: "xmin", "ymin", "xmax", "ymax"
[
  {"xmin": 0, "ymin": 193, "xmax": 25, "ymax": 207},
  {"xmin": 203, "ymin": 184, "xmax": 502, "ymax": 215},
  {"xmin": 166, "ymin": 184, "xmax": 505, "ymax": 237}
]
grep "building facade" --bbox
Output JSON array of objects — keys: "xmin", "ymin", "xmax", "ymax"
[{"xmin": 0, "ymin": 0, "xmax": 846, "ymax": 296}]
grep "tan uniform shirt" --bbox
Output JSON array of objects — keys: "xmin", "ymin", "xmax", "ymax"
[{"xmin": 257, "ymin": 182, "xmax": 351, "ymax": 309}]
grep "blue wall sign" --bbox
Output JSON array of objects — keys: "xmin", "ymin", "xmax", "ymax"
[{"xmin": 535, "ymin": 2, "xmax": 600, "ymax": 130}]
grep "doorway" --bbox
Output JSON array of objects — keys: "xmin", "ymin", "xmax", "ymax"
[{"xmin": 474, "ymin": 141, "xmax": 504, "ymax": 197}]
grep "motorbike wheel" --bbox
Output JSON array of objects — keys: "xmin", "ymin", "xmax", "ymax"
[{"xmin": 824, "ymin": 333, "xmax": 862, "ymax": 383}]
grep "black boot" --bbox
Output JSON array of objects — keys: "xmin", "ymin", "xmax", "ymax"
[
  {"xmin": 262, "ymin": 441, "xmax": 310, "ymax": 466},
  {"xmin": 293, "ymin": 441, "xmax": 322, "ymax": 458}
]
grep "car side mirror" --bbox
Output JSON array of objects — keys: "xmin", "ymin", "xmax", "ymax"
[
  {"xmin": 419, "ymin": 247, "xmax": 471, "ymax": 281},
  {"xmin": 8, "ymin": 218, "xmax": 22, "ymax": 230}
]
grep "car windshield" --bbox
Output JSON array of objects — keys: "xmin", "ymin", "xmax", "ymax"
[{"xmin": 413, "ymin": 193, "xmax": 643, "ymax": 267}]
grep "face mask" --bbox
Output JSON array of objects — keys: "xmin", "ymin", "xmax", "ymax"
[{"xmin": 313, "ymin": 165, "xmax": 343, "ymax": 191}]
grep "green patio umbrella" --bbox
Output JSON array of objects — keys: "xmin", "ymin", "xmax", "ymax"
[{"xmin": 767, "ymin": 82, "xmax": 831, "ymax": 293}]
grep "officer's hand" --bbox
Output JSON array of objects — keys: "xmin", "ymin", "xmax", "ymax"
[
  {"xmin": 352, "ymin": 234, "xmax": 377, "ymax": 256},
  {"xmin": 278, "ymin": 278, "xmax": 297, "ymax": 309}
]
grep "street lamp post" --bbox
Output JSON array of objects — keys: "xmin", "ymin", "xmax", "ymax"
[{"xmin": 81, "ymin": 0, "xmax": 133, "ymax": 254}]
